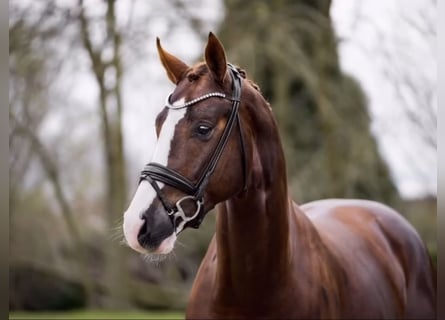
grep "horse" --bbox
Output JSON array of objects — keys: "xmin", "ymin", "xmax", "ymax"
[{"xmin": 122, "ymin": 32, "xmax": 436, "ymax": 319}]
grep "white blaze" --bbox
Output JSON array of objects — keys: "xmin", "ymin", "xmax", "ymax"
[{"xmin": 123, "ymin": 99, "xmax": 186, "ymax": 253}]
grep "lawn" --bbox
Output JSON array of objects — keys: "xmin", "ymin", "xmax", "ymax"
[{"xmin": 9, "ymin": 310, "xmax": 184, "ymax": 320}]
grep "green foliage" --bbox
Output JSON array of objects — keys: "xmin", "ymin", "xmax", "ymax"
[
  {"xmin": 402, "ymin": 197, "xmax": 437, "ymax": 267},
  {"xmin": 10, "ymin": 265, "xmax": 87, "ymax": 311}
]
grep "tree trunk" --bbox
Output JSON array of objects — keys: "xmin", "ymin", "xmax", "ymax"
[
  {"xmin": 78, "ymin": 0, "xmax": 129, "ymax": 308},
  {"xmin": 218, "ymin": 0, "xmax": 400, "ymax": 207},
  {"xmin": 9, "ymin": 113, "xmax": 95, "ymax": 305}
]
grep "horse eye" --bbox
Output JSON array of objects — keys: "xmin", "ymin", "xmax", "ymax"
[{"xmin": 195, "ymin": 124, "xmax": 213, "ymax": 137}]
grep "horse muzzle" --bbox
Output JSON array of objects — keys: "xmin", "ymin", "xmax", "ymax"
[
  {"xmin": 138, "ymin": 205, "xmax": 176, "ymax": 252},
  {"xmin": 123, "ymin": 203, "xmax": 176, "ymax": 255}
]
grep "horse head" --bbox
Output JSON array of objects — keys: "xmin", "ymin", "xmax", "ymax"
[{"xmin": 123, "ymin": 33, "xmax": 261, "ymax": 255}]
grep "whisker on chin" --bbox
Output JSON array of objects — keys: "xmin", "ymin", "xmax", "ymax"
[
  {"xmin": 140, "ymin": 248, "xmax": 177, "ymax": 266},
  {"xmin": 141, "ymin": 253, "xmax": 166, "ymax": 266}
]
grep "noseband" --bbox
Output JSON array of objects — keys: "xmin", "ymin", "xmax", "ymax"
[{"xmin": 139, "ymin": 64, "xmax": 247, "ymax": 234}]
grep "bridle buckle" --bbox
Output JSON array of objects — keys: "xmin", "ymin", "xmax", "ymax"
[{"xmin": 170, "ymin": 196, "xmax": 203, "ymax": 234}]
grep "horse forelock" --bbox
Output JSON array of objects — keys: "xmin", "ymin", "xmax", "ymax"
[
  {"xmin": 186, "ymin": 64, "xmax": 208, "ymax": 82},
  {"xmin": 169, "ymin": 63, "xmax": 214, "ymax": 103}
]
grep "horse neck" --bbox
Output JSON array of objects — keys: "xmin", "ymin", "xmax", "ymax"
[{"xmin": 214, "ymin": 97, "xmax": 321, "ymax": 304}]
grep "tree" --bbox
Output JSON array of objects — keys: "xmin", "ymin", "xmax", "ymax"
[
  {"xmin": 9, "ymin": 1, "xmax": 95, "ymax": 306},
  {"xmin": 77, "ymin": 0, "xmax": 130, "ymax": 307},
  {"xmin": 10, "ymin": 0, "xmax": 226, "ymax": 310},
  {"xmin": 218, "ymin": 0, "xmax": 400, "ymax": 206}
]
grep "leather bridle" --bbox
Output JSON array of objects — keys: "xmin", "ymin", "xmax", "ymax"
[{"xmin": 139, "ymin": 64, "xmax": 247, "ymax": 234}]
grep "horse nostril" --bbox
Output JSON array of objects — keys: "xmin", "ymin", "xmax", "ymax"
[
  {"xmin": 136, "ymin": 208, "xmax": 175, "ymax": 250},
  {"xmin": 137, "ymin": 217, "xmax": 150, "ymax": 248}
]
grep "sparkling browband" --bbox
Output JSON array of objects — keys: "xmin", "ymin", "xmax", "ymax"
[{"xmin": 166, "ymin": 92, "xmax": 227, "ymax": 110}]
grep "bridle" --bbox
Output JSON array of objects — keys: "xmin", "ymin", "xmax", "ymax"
[{"xmin": 139, "ymin": 64, "xmax": 247, "ymax": 234}]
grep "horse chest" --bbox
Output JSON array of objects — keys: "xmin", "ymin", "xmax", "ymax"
[{"xmin": 186, "ymin": 255, "xmax": 337, "ymax": 319}]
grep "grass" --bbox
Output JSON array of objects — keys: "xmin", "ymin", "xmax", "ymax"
[{"xmin": 9, "ymin": 310, "xmax": 184, "ymax": 320}]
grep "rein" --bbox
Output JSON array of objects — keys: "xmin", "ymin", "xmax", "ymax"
[{"xmin": 139, "ymin": 64, "xmax": 247, "ymax": 234}]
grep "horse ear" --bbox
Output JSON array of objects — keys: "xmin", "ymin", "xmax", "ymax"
[
  {"xmin": 205, "ymin": 32, "xmax": 227, "ymax": 84},
  {"xmin": 156, "ymin": 37, "xmax": 189, "ymax": 84}
]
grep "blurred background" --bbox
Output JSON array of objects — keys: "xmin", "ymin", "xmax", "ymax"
[{"xmin": 9, "ymin": 0, "xmax": 436, "ymax": 316}]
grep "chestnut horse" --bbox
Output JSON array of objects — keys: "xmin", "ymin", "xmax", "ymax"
[{"xmin": 123, "ymin": 33, "xmax": 436, "ymax": 319}]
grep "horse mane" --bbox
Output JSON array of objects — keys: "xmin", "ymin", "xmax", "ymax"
[{"xmin": 234, "ymin": 66, "xmax": 262, "ymax": 93}]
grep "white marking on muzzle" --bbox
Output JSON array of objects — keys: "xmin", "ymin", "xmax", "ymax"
[
  {"xmin": 123, "ymin": 181, "xmax": 157, "ymax": 253},
  {"xmin": 123, "ymin": 98, "xmax": 186, "ymax": 254}
]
